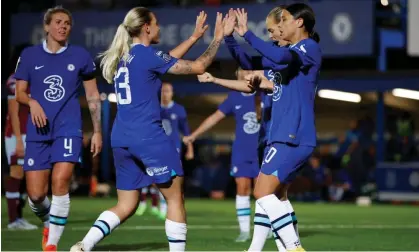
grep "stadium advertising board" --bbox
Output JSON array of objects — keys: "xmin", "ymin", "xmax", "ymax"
[
  {"xmin": 376, "ymin": 162, "xmax": 419, "ymax": 202},
  {"xmin": 11, "ymin": 1, "xmax": 373, "ymax": 58}
]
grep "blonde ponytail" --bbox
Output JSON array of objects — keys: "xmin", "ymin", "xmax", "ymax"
[
  {"xmin": 99, "ymin": 7, "xmax": 152, "ymax": 83},
  {"xmin": 99, "ymin": 24, "xmax": 132, "ymax": 84}
]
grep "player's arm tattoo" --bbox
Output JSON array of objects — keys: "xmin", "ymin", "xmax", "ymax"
[
  {"xmin": 168, "ymin": 39, "xmax": 222, "ymax": 75},
  {"xmin": 84, "ymin": 79, "xmax": 102, "ymax": 133},
  {"xmin": 87, "ymin": 94, "xmax": 102, "ymax": 133},
  {"xmin": 168, "ymin": 59, "xmax": 193, "ymax": 74},
  {"xmin": 195, "ymin": 39, "xmax": 222, "ymax": 69}
]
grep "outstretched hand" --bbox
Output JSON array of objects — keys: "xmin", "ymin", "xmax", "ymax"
[
  {"xmin": 234, "ymin": 8, "xmax": 248, "ymax": 36},
  {"xmin": 223, "ymin": 8, "xmax": 236, "ymax": 36},
  {"xmin": 191, "ymin": 11, "xmax": 209, "ymax": 40}
]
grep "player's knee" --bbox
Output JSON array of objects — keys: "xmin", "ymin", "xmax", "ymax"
[
  {"xmin": 165, "ymin": 192, "xmax": 184, "ymax": 208},
  {"xmin": 235, "ymin": 178, "xmax": 251, "ymax": 196},
  {"xmin": 237, "ymin": 186, "xmax": 250, "ymax": 196},
  {"xmin": 253, "ymin": 185, "xmax": 271, "ymax": 200},
  {"xmin": 28, "ymin": 193, "xmax": 46, "ymax": 204},
  {"xmin": 51, "ymin": 178, "xmax": 71, "ymax": 195},
  {"xmin": 115, "ymin": 201, "xmax": 138, "ymax": 219}
]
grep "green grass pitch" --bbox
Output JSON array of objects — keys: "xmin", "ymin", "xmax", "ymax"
[{"xmin": 2, "ymin": 198, "xmax": 418, "ymax": 251}]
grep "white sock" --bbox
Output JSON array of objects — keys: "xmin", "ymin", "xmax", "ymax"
[
  {"xmin": 236, "ymin": 195, "xmax": 251, "ymax": 233},
  {"xmin": 82, "ymin": 210, "xmax": 121, "ymax": 251},
  {"xmin": 249, "ymin": 202, "xmax": 271, "ymax": 251},
  {"xmin": 28, "ymin": 197, "xmax": 51, "ymax": 228},
  {"xmin": 47, "ymin": 194, "xmax": 70, "ymax": 246},
  {"xmin": 257, "ymin": 194, "xmax": 301, "ymax": 250},
  {"xmin": 166, "ymin": 219, "xmax": 187, "ymax": 251},
  {"xmin": 159, "ymin": 192, "xmax": 167, "ymax": 215},
  {"xmin": 249, "ymin": 200, "xmax": 286, "ymax": 252},
  {"xmin": 283, "ymin": 199, "xmax": 300, "ymax": 239}
]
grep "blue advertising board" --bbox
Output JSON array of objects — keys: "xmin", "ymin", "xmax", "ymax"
[
  {"xmin": 11, "ymin": 0, "xmax": 373, "ymax": 59},
  {"xmin": 375, "ymin": 162, "xmax": 419, "ymax": 201}
]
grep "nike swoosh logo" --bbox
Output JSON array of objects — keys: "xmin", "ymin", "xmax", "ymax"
[
  {"xmin": 63, "ymin": 153, "xmax": 73, "ymax": 157},
  {"xmin": 235, "ymin": 106, "xmax": 241, "ymax": 109},
  {"xmin": 35, "ymin": 66, "xmax": 44, "ymax": 70}
]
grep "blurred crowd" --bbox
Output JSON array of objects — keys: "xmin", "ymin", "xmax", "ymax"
[{"xmin": 179, "ymin": 112, "xmax": 418, "ymax": 202}]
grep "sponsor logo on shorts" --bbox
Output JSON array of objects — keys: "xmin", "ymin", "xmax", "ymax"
[{"xmin": 146, "ymin": 166, "xmax": 169, "ymax": 176}]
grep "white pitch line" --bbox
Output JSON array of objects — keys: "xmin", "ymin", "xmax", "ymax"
[{"xmin": 3, "ymin": 224, "xmax": 419, "ymax": 232}]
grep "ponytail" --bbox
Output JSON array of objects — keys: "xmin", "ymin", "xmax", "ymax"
[
  {"xmin": 99, "ymin": 24, "xmax": 132, "ymax": 84},
  {"xmin": 310, "ymin": 30, "xmax": 320, "ymax": 43}
]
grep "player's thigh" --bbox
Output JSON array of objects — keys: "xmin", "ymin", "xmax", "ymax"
[
  {"xmin": 134, "ymin": 139, "xmax": 184, "ymax": 186},
  {"xmin": 24, "ymin": 141, "xmax": 52, "ymax": 171},
  {"xmin": 157, "ymin": 176, "xmax": 184, "ymax": 204},
  {"xmin": 113, "ymin": 147, "xmax": 152, "ymax": 191},
  {"xmin": 260, "ymin": 143, "xmax": 314, "ymax": 184},
  {"xmin": 254, "ymin": 172, "xmax": 280, "ymax": 199}
]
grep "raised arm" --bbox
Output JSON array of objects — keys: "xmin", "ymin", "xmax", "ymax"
[
  {"xmin": 168, "ymin": 12, "xmax": 224, "ymax": 75},
  {"xmin": 198, "ymin": 72, "xmax": 255, "ymax": 93},
  {"xmin": 224, "ymin": 36, "xmax": 255, "ymax": 70},
  {"xmin": 169, "ymin": 11, "xmax": 209, "ymax": 59},
  {"xmin": 244, "ymin": 30, "xmax": 294, "ymax": 64},
  {"xmin": 234, "ymin": 8, "xmax": 294, "ymax": 65},
  {"xmin": 223, "ymin": 8, "xmax": 255, "ymax": 69}
]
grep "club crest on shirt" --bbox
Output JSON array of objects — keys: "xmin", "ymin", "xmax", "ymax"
[
  {"xmin": 67, "ymin": 64, "xmax": 75, "ymax": 71},
  {"xmin": 156, "ymin": 51, "xmax": 172, "ymax": 63}
]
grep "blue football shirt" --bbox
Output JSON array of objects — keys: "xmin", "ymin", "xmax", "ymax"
[
  {"xmin": 268, "ymin": 38, "xmax": 322, "ymax": 147},
  {"xmin": 111, "ymin": 44, "xmax": 178, "ymax": 147},
  {"xmin": 218, "ymin": 91, "xmax": 260, "ymax": 164},
  {"xmin": 161, "ymin": 101, "xmax": 191, "ymax": 150},
  {"xmin": 14, "ymin": 41, "xmax": 96, "ymax": 141}
]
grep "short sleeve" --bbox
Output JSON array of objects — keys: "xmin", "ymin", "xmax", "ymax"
[
  {"xmin": 14, "ymin": 48, "xmax": 31, "ymax": 82},
  {"xmin": 80, "ymin": 49, "xmax": 96, "ymax": 79},
  {"xmin": 218, "ymin": 94, "xmax": 234, "ymax": 116},
  {"xmin": 289, "ymin": 41, "xmax": 321, "ymax": 68},
  {"xmin": 148, "ymin": 48, "xmax": 178, "ymax": 74}
]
